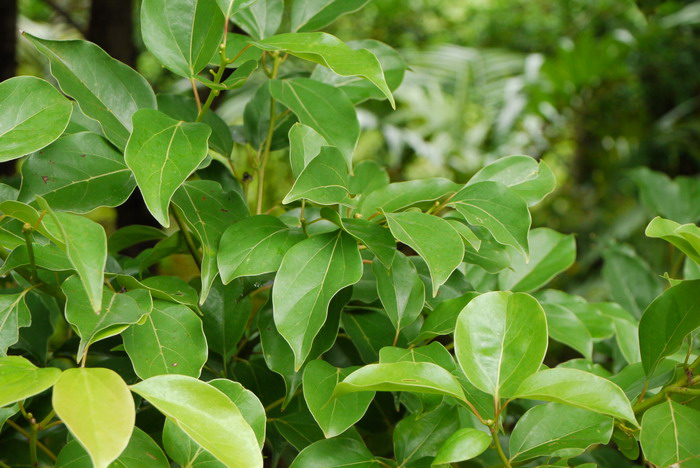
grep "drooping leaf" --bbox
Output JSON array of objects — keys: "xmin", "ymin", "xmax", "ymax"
[
  {"xmin": 141, "ymin": 0, "xmax": 224, "ymax": 78},
  {"xmin": 448, "ymin": 181, "xmax": 531, "ymax": 257},
  {"xmin": 130, "ymin": 374, "xmax": 263, "ymax": 467},
  {"xmin": 455, "ymin": 291, "xmax": 548, "ymax": 398},
  {"xmin": 385, "ymin": 212, "xmax": 464, "ymax": 297},
  {"xmin": 432, "ymin": 428, "xmax": 491, "ymax": 466},
  {"xmin": 498, "ymin": 228, "xmax": 576, "ymax": 292},
  {"xmin": 373, "ymin": 252, "xmax": 424, "ymax": 333},
  {"xmin": 171, "ymin": 180, "xmax": 248, "ymax": 303},
  {"xmin": 24, "ymin": 34, "xmax": 156, "ymax": 149},
  {"xmin": 509, "ymin": 403, "xmax": 614, "ymax": 462},
  {"xmin": 269, "ymin": 78, "xmax": 359, "ymax": 168},
  {"xmin": 122, "ymin": 300, "xmax": 207, "ymax": 379},
  {"xmin": 645, "ymin": 216, "xmax": 700, "ymax": 265},
  {"xmin": 358, "ymin": 178, "xmax": 460, "ymax": 218},
  {"xmin": 232, "ymin": 0, "xmax": 283, "ymax": 39},
  {"xmin": 394, "ymin": 404, "xmax": 460, "ymax": 466},
  {"xmin": 638, "ymin": 279, "xmax": 700, "ymax": 376},
  {"xmin": 209, "ymin": 379, "xmax": 267, "ymax": 449},
  {"xmin": 217, "ymin": 215, "xmax": 305, "ymax": 283},
  {"xmin": 512, "ymin": 368, "xmax": 637, "ymax": 426},
  {"xmin": 283, "ymin": 147, "xmax": 351, "ymax": 205},
  {"xmin": 640, "ymin": 399, "xmax": 700, "ymax": 467},
  {"xmin": 254, "ymin": 33, "xmax": 394, "ymax": 106},
  {"xmin": 0, "ymin": 75, "xmax": 72, "ymax": 162},
  {"xmin": 124, "ymin": 109, "xmax": 211, "ymax": 227},
  {"xmin": 0, "ymin": 356, "xmax": 61, "ymax": 407},
  {"xmin": 52, "ymin": 368, "xmax": 135, "ymax": 468},
  {"xmin": 290, "ymin": 0, "xmax": 371, "ymax": 32},
  {"xmin": 0, "ymin": 292, "xmax": 32, "ymax": 356},
  {"xmin": 273, "ymin": 231, "xmax": 362, "ymax": 369},
  {"xmin": 290, "ymin": 438, "xmax": 378, "ymax": 468},
  {"xmin": 201, "ymin": 279, "xmax": 250, "ymax": 361}
]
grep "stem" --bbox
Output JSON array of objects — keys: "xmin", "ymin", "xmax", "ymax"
[
  {"xmin": 4, "ymin": 420, "xmax": 57, "ymax": 462},
  {"xmin": 37, "ymin": 410, "xmax": 55, "ymax": 430},
  {"xmin": 634, "ymin": 355, "xmax": 700, "ymax": 414},
  {"xmin": 190, "ymin": 79, "xmax": 202, "ymax": 114},
  {"xmin": 255, "ymin": 53, "xmax": 282, "ymax": 215},
  {"xmin": 29, "ymin": 422, "xmax": 38, "ymax": 467},
  {"xmin": 22, "ymin": 224, "xmax": 38, "ymax": 282},
  {"xmin": 491, "ymin": 428, "xmax": 511, "ymax": 468},
  {"xmin": 170, "ymin": 207, "xmax": 202, "ymax": 269},
  {"xmin": 300, "ymin": 200, "xmax": 309, "ymax": 237}
]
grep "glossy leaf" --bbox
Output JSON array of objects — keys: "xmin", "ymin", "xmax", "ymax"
[
  {"xmin": 498, "ymin": 228, "xmax": 576, "ymax": 292},
  {"xmin": 509, "ymin": 403, "xmax": 614, "ymax": 462},
  {"xmin": 358, "ymin": 178, "xmax": 460, "ymax": 218},
  {"xmin": 254, "ymin": 33, "xmax": 394, "ymax": 107},
  {"xmin": 290, "ymin": 438, "xmax": 378, "ymax": 468},
  {"xmin": 124, "ymin": 109, "xmax": 211, "ymax": 227},
  {"xmin": 269, "ymin": 78, "xmax": 359, "ymax": 168},
  {"xmin": 162, "ymin": 419, "xmax": 225, "ymax": 468},
  {"xmin": 0, "ymin": 75, "xmax": 72, "ymax": 162},
  {"xmin": 218, "ymin": 215, "xmax": 305, "ymax": 283},
  {"xmin": 116, "ymin": 275, "xmax": 200, "ymax": 309},
  {"xmin": 201, "ymin": 279, "xmax": 250, "ymax": 361},
  {"xmin": 645, "ymin": 216, "xmax": 700, "ymax": 265},
  {"xmin": 349, "ymin": 160, "xmax": 390, "ymax": 195},
  {"xmin": 215, "ymin": 0, "xmax": 257, "ymax": 17},
  {"xmin": 512, "ymin": 368, "xmax": 637, "ymax": 426},
  {"xmin": 108, "ymin": 225, "xmax": 167, "ymax": 254},
  {"xmin": 122, "ymin": 300, "xmax": 207, "ymax": 379},
  {"xmin": 24, "ymin": 34, "xmax": 156, "ymax": 149},
  {"xmin": 432, "ymin": 428, "xmax": 491, "ymax": 466},
  {"xmin": 172, "ymin": 180, "xmax": 248, "ymax": 302},
  {"xmin": 0, "ymin": 292, "xmax": 32, "ymax": 355},
  {"xmin": 0, "ymin": 244, "xmax": 72, "ymax": 277},
  {"xmin": 454, "ymin": 291, "xmax": 548, "ymax": 398},
  {"xmin": 141, "ymin": 0, "xmax": 224, "ymax": 78},
  {"xmin": 321, "ymin": 209, "xmax": 396, "ymax": 267},
  {"xmin": 541, "ymin": 302, "xmax": 593, "ymax": 360},
  {"xmin": 640, "ymin": 399, "xmax": 700, "ymax": 467},
  {"xmin": 52, "ymin": 368, "xmax": 135, "ymax": 468},
  {"xmin": 288, "ymin": 123, "xmax": 327, "ymax": 178},
  {"xmin": 290, "ymin": 0, "xmax": 371, "ymax": 32},
  {"xmin": 130, "ymin": 374, "xmax": 263, "ymax": 467},
  {"xmin": 273, "ymin": 231, "xmax": 362, "ymax": 369},
  {"xmin": 385, "ymin": 212, "xmax": 464, "ymax": 297},
  {"xmin": 0, "ymin": 356, "xmax": 61, "ymax": 407},
  {"xmin": 209, "ymin": 379, "xmax": 266, "ymax": 449},
  {"xmin": 342, "ymin": 309, "xmax": 406, "ymax": 363},
  {"xmin": 232, "ymin": 0, "xmax": 283, "ymax": 39},
  {"xmin": 19, "ymin": 132, "xmax": 136, "ymax": 212},
  {"xmin": 394, "ymin": 404, "xmax": 460, "ymax": 466},
  {"xmin": 639, "ymin": 279, "xmax": 700, "ymax": 375},
  {"xmin": 283, "ymin": 147, "xmax": 351, "ymax": 205},
  {"xmin": 413, "ymin": 292, "xmax": 478, "ymax": 343},
  {"xmin": 373, "ymin": 252, "xmax": 424, "ymax": 333},
  {"xmin": 468, "ymin": 155, "xmax": 556, "ymax": 206}
]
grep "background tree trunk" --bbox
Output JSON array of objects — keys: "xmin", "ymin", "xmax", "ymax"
[{"xmin": 87, "ymin": 0, "xmax": 136, "ymax": 67}]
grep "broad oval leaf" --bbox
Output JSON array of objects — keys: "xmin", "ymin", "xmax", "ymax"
[
  {"xmin": 373, "ymin": 252, "xmax": 425, "ymax": 333},
  {"xmin": 638, "ymin": 279, "xmax": 700, "ymax": 376},
  {"xmin": 0, "ymin": 356, "xmax": 61, "ymax": 407},
  {"xmin": 0, "ymin": 291, "xmax": 32, "ymax": 355},
  {"xmin": 52, "ymin": 368, "xmax": 135, "ymax": 468},
  {"xmin": 432, "ymin": 428, "xmax": 491, "ymax": 466},
  {"xmin": 290, "ymin": 438, "xmax": 378, "ymax": 468},
  {"xmin": 630, "ymin": 166, "xmax": 700, "ymax": 223},
  {"xmin": 413, "ymin": 292, "xmax": 478, "ymax": 343},
  {"xmin": 284, "ymin": 147, "xmax": 351, "ymax": 206},
  {"xmin": 122, "ymin": 300, "xmax": 207, "ymax": 379},
  {"xmin": 512, "ymin": 368, "xmax": 637, "ymax": 426},
  {"xmin": 130, "ymin": 374, "xmax": 263, "ymax": 468},
  {"xmin": 454, "ymin": 291, "xmax": 548, "ymax": 398},
  {"xmin": 0, "ymin": 75, "xmax": 72, "ymax": 162},
  {"xmin": 303, "ymin": 360, "xmax": 374, "ymax": 438},
  {"xmin": 394, "ymin": 404, "xmax": 460, "ymax": 466},
  {"xmin": 218, "ymin": 215, "xmax": 305, "ymax": 283},
  {"xmin": 385, "ymin": 212, "xmax": 464, "ymax": 297},
  {"xmin": 232, "ymin": 0, "xmax": 283, "ymax": 39},
  {"xmin": 541, "ymin": 302, "xmax": 593, "ymax": 360},
  {"xmin": 449, "ymin": 181, "xmax": 531, "ymax": 257},
  {"xmin": 288, "ymin": 123, "xmax": 328, "ymax": 178},
  {"xmin": 290, "ymin": 0, "xmax": 371, "ymax": 32},
  {"xmin": 209, "ymin": 379, "xmax": 266, "ymax": 449},
  {"xmin": 321, "ymin": 208, "xmax": 396, "ymax": 267},
  {"xmin": 640, "ymin": 399, "xmax": 700, "ymax": 467},
  {"xmin": 509, "ymin": 403, "xmax": 614, "ymax": 462},
  {"xmin": 124, "ymin": 109, "xmax": 211, "ymax": 227},
  {"xmin": 215, "ymin": 0, "xmax": 257, "ymax": 17},
  {"xmin": 358, "ymin": 178, "xmax": 460, "ymax": 218},
  {"xmin": 201, "ymin": 279, "xmax": 250, "ymax": 362},
  {"xmin": 19, "ymin": 132, "xmax": 136, "ymax": 212},
  {"xmin": 273, "ymin": 231, "xmax": 362, "ymax": 369},
  {"xmin": 254, "ymin": 33, "xmax": 394, "ymax": 107},
  {"xmin": 24, "ymin": 34, "xmax": 156, "ymax": 149},
  {"xmin": 162, "ymin": 419, "xmax": 225, "ymax": 468},
  {"xmin": 141, "ymin": 0, "xmax": 224, "ymax": 78},
  {"xmin": 645, "ymin": 216, "xmax": 700, "ymax": 265}
]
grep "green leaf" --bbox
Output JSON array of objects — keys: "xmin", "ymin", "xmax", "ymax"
[
  {"xmin": 536, "ymin": 289, "xmax": 614, "ymax": 341},
  {"xmin": 130, "ymin": 374, "xmax": 263, "ymax": 467},
  {"xmin": 0, "ymin": 292, "xmax": 32, "ymax": 355},
  {"xmin": 269, "ymin": 78, "xmax": 359, "ymax": 168},
  {"xmin": 122, "ymin": 300, "xmax": 207, "ymax": 379},
  {"xmin": 124, "ymin": 109, "xmax": 211, "ymax": 227},
  {"xmin": 290, "ymin": 0, "xmax": 371, "ymax": 32},
  {"xmin": 283, "ymin": 147, "xmax": 351, "ymax": 205},
  {"xmin": 321, "ymin": 209, "xmax": 396, "ymax": 267},
  {"xmin": 385, "ymin": 212, "xmax": 464, "ymax": 297},
  {"xmin": 646, "ymin": 216, "xmax": 700, "ymax": 265},
  {"xmin": 349, "ymin": 160, "xmax": 390, "ymax": 195},
  {"xmin": 639, "ymin": 279, "xmax": 700, "ymax": 376},
  {"xmin": 512, "ymin": 368, "xmax": 637, "ymax": 426},
  {"xmin": 52, "ymin": 368, "xmax": 135, "ymax": 468},
  {"xmin": 468, "ymin": 155, "xmax": 556, "ymax": 206},
  {"xmin": 19, "ymin": 132, "xmax": 135, "ymax": 212},
  {"xmin": 108, "ymin": 225, "xmax": 167, "ymax": 254},
  {"xmin": 141, "ymin": 0, "xmax": 224, "ymax": 78},
  {"xmin": 171, "ymin": 180, "xmax": 248, "ymax": 303},
  {"xmin": 455, "ymin": 291, "xmax": 548, "ymax": 398},
  {"xmin": 303, "ymin": 360, "xmax": 374, "ymax": 438},
  {"xmin": 55, "ymin": 427, "xmax": 169, "ymax": 468},
  {"xmin": 162, "ymin": 419, "xmax": 225, "ymax": 468},
  {"xmin": 630, "ymin": 167, "xmax": 700, "ymax": 223},
  {"xmin": 288, "ymin": 123, "xmax": 328, "ymax": 178},
  {"xmin": 448, "ymin": 181, "xmax": 531, "ymax": 257},
  {"xmin": 0, "ymin": 76, "xmax": 72, "ymax": 162},
  {"xmin": 0, "ymin": 356, "xmax": 61, "ymax": 407},
  {"xmin": 218, "ymin": 215, "xmax": 305, "ymax": 283},
  {"xmin": 498, "ymin": 228, "xmax": 576, "ymax": 292},
  {"xmin": 335, "ymin": 362, "xmax": 466, "ymax": 401},
  {"xmin": 373, "ymin": 252, "xmax": 424, "ymax": 333},
  {"xmin": 596, "ymin": 302, "xmax": 640, "ymax": 364},
  {"xmin": 394, "ymin": 404, "xmax": 460, "ymax": 466},
  {"xmin": 243, "ymin": 81, "xmax": 295, "ymax": 150},
  {"xmin": 115, "ymin": 275, "xmax": 200, "ymax": 309},
  {"xmin": 508, "ymin": 403, "xmax": 614, "ymax": 462},
  {"xmin": 341, "ymin": 309, "xmax": 406, "ymax": 363},
  {"xmin": 358, "ymin": 178, "xmax": 460, "ymax": 218},
  {"xmin": 209, "ymin": 379, "xmax": 266, "ymax": 449},
  {"xmin": 432, "ymin": 428, "xmax": 491, "ymax": 466},
  {"xmin": 540, "ymin": 302, "xmax": 593, "ymax": 360},
  {"xmin": 232, "ymin": 0, "xmax": 283, "ymax": 39},
  {"xmin": 640, "ymin": 399, "xmax": 700, "ymax": 467},
  {"xmin": 446, "ymin": 219, "xmax": 482, "ymax": 251},
  {"xmin": 63, "ymin": 276, "xmax": 151, "ymax": 360},
  {"xmin": 273, "ymin": 231, "xmax": 362, "ymax": 369},
  {"xmin": 412, "ymin": 293, "xmax": 478, "ymax": 343},
  {"xmin": 254, "ymin": 33, "xmax": 394, "ymax": 107},
  {"xmin": 290, "ymin": 438, "xmax": 378, "ymax": 468},
  {"xmin": 201, "ymin": 279, "xmax": 250, "ymax": 362},
  {"xmin": 24, "ymin": 34, "xmax": 156, "ymax": 150},
  {"xmin": 215, "ymin": 0, "xmax": 257, "ymax": 17}
]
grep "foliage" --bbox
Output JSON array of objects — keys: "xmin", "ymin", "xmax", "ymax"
[{"xmin": 1, "ymin": 1, "xmax": 700, "ymax": 467}]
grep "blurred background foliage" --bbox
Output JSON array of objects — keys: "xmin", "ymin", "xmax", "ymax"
[{"xmin": 2, "ymin": 0, "xmax": 699, "ymax": 299}]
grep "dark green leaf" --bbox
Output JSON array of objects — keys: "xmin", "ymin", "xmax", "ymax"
[
  {"xmin": 201, "ymin": 278, "xmax": 250, "ymax": 361},
  {"xmin": 393, "ymin": 404, "xmax": 460, "ymax": 466},
  {"xmin": 358, "ymin": 178, "xmax": 460, "ymax": 218},
  {"xmin": 290, "ymin": 438, "xmax": 379, "ymax": 468},
  {"xmin": 373, "ymin": 252, "xmax": 424, "ymax": 333},
  {"xmin": 283, "ymin": 147, "xmax": 351, "ymax": 206},
  {"xmin": 290, "ymin": 0, "xmax": 371, "ymax": 32}
]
